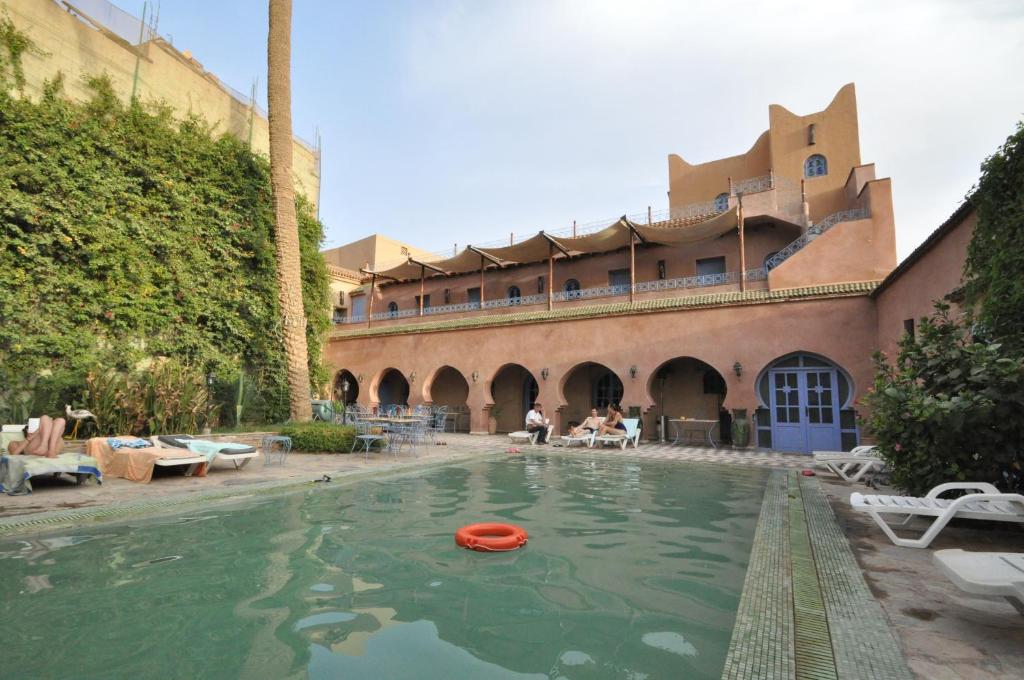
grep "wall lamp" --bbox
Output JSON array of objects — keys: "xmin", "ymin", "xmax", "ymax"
[
  {"xmin": 409, "ymin": 371, "xmax": 417, "ymax": 383},
  {"xmin": 629, "ymin": 365, "xmax": 638, "ymax": 380},
  {"xmin": 471, "ymin": 371, "xmax": 479, "ymax": 383},
  {"xmin": 357, "ymin": 373, "xmax": 364, "ymax": 383},
  {"xmin": 541, "ymin": 368, "xmax": 549, "ymax": 381},
  {"xmin": 733, "ymin": 362, "xmax": 743, "ymax": 378}
]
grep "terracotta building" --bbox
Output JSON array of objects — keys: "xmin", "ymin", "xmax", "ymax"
[{"xmin": 323, "ymin": 84, "xmax": 969, "ymax": 453}]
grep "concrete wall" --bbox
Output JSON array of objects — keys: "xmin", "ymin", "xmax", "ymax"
[
  {"xmin": 322, "ymin": 234, "xmax": 436, "ymax": 272},
  {"xmin": 874, "ymin": 209, "xmax": 975, "ymax": 359},
  {"xmin": 4, "ymin": 0, "xmax": 320, "ymax": 206}
]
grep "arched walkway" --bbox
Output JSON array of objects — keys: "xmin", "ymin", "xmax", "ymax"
[
  {"xmin": 332, "ymin": 369, "xmax": 359, "ymax": 404},
  {"xmin": 647, "ymin": 357, "xmax": 727, "ymax": 444},
  {"xmin": 377, "ymin": 368, "xmax": 410, "ymax": 408},
  {"xmin": 754, "ymin": 352, "xmax": 857, "ymax": 452},
  {"xmin": 489, "ymin": 364, "xmax": 538, "ymax": 434},
  {"xmin": 427, "ymin": 366, "xmax": 470, "ymax": 432},
  {"xmin": 560, "ymin": 362, "xmax": 623, "ymax": 426}
]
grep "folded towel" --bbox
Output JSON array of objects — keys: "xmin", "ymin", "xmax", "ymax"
[{"xmin": 108, "ymin": 437, "xmax": 151, "ymax": 450}]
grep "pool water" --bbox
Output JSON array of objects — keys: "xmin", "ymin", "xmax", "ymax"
[{"xmin": 0, "ymin": 455, "xmax": 767, "ymax": 679}]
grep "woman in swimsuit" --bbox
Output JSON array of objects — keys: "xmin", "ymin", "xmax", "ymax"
[{"xmin": 597, "ymin": 403, "xmax": 626, "ymax": 436}]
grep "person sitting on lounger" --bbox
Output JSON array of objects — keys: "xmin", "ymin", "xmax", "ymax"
[
  {"xmin": 568, "ymin": 409, "xmax": 603, "ymax": 437},
  {"xmin": 525, "ymin": 402, "xmax": 550, "ymax": 444},
  {"xmin": 8, "ymin": 415, "xmax": 66, "ymax": 457},
  {"xmin": 597, "ymin": 404, "xmax": 626, "ymax": 436}
]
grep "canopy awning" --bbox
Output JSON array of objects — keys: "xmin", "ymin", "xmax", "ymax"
[
  {"xmin": 636, "ymin": 208, "xmax": 738, "ymax": 245},
  {"xmin": 366, "ymin": 209, "xmax": 740, "ymax": 281}
]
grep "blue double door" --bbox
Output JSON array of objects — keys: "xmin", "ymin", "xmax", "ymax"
[{"xmin": 769, "ymin": 368, "xmax": 841, "ymax": 452}]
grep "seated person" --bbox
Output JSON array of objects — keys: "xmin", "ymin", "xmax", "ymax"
[
  {"xmin": 568, "ymin": 409, "xmax": 603, "ymax": 437},
  {"xmin": 8, "ymin": 415, "xmax": 66, "ymax": 457},
  {"xmin": 597, "ymin": 403, "xmax": 627, "ymax": 436},
  {"xmin": 525, "ymin": 402, "xmax": 550, "ymax": 444}
]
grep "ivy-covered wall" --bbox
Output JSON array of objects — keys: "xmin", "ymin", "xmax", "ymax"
[{"xmin": 0, "ymin": 23, "xmax": 330, "ymax": 423}]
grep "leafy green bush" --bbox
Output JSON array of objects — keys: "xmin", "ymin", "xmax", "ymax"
[
  {"xmin": 81, "ymin": 358, "xmax": 219, "ymax": 436},
  {"xmin": 279, "ymin": 422, "xmax": 358, "ymax": 453},
  {"xmin": 0, "ymin": 21, "xmax": 330, "ymax": 425},
  {"xmin": 965, "ymin": 121, "xmax": 1024, "ymax": 354},
  {"xmin": 863, "ymin": 304, "xmax": 1024, "ymax": 495}
]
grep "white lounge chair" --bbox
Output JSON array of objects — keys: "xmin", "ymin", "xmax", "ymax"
[
  {"xmin": 594, "ymin": 418, "xmax": 641, "ymax": 450},
  {"xmin": 561, "ymin": 430, "xmax": 596, "ymax": 447},
  {"xmin": 508, "ymin": 425, "xmax": 553, "ymax": 445},
  {"xmin": 851, "ymin": 482, "xmax": 1024, "ymax": 548},
  {"xmin": 813, "ymin": 447, "xmax": 884, "ymax": 482},
  {"xmin": 933, "ymin": 549, "xmax": 1024, "ymax": 615}
]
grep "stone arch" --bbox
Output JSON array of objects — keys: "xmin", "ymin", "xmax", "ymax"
[
  {"xmin": 424, "ymin": 365, "xmax": 471, "ymax": 432},
  {"xmin": 332, "ymin": 369, "xmax": 359, "ymax": 404},
  {"xmin": 558, "ymin": 361, "xmax": 624, "ymax": 426},
  {"xmin": 488, "ymin": 363, "xmax": 538, "ymax": 434},
  {"xmin": 646, "ymin": 357, "xmax": 729, "ymax": 444},
  {"xmin": 372, "ymin": 367, "xmax": 410, "ymax": 408}
]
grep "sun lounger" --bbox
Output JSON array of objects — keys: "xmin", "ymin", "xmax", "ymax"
[
  {"xmin": 157, "ymin": 435, "xmax": 258, "ymax": 469},
  {"xmin": 0, "ymin": 452, "xmax": 102, "ymax": 495},
  {"xmin": 933, "ymin": 549, "xmax": 1024, "ymax": 615},
  {"xmin": 85, "ymin": 436, "xmax": 210, "ymax": 482},
  {"xmin": 594, "ymin": 418, "xmax": 641, "ymax": 450},
  {"xmin": 812, "ymin": 445, "xmax": 877, "ymax": 462},
  {"xmin": 813, "ymin": 448, "xmax": 884, "ymax": 482},
  {"xmin": 561, "ymin": 430, "xmax": 596, "ymax": 447},
  {"xmin": 508, "ymin": 426, "xmax": 553, "ymax": 445},
  {"xmin": 851, "ymin": 482, "xmax": 1024, "ymax": 548}
]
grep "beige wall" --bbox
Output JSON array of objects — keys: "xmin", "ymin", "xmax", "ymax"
[
  {"xmin": 4, "ymin": 0, "xmax": 320, "ymax": 206},
  {"xmin": 668, "ymin": 84, "xmax": 861, "ymax": 223},
  {"xmin": 874, "ymin": 209, "xmax": 975, "ymax": 359},
  {"xmin": 322, "ymin": 234, "xmax": 436, "ymax": 271},
  {"xmin": 326, "ymin": 293, "xmax": 879, "ymax": 438}
]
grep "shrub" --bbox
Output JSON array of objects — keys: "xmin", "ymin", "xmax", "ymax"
[
  {"xmin": 279, "ymin": 422, "xmax": 358, "ymax": 453},
  {"xmin": 863, "ymin": 303, "xmax": 1024, "ymax": 495}
]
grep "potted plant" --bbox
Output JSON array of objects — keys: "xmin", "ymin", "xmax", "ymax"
[
  {"xmin": 487, "ymin": 405, "xmax": 503, "ymax": 435},
  {"xmin": 731, "ymin": 408, "xmax": 750, "ymax": 449}
]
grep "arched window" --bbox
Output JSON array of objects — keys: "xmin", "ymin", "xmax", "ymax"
[
  {"xmin": 387, "ymin": 301, "xmax": 398, "ymax": 316},
  {"xmin": 804, "ymin": 154, "xmax": 828, "ymax": 178},
  {"xmin": 507, "ymin": 286, "xmax": 522, "ymax": 303},
  {"xmin": 563, "ymin": 279, "xmax": 581, "ymax": 299},
  {"xmin": 714, "ymin": 192, "xmax": 729, "ymax": 212}
]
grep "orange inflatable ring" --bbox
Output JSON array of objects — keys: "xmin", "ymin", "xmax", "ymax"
[{"xmin": 455, "ymin": 523, "xmax": 528, "ymax": 552}]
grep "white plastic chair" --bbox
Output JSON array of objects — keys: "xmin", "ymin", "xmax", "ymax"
[
  {"xmin": 851, "ymin": 482, "xmax": 1024, "ymax": 548},
  {"xmin": 594, "ymin": 418, "xmax": 642, "ymax": 450}
]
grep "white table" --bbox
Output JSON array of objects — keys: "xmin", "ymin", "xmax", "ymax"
[{"xmin": 669, "ymin": 418, "xmax": 718, "ymax": 447}]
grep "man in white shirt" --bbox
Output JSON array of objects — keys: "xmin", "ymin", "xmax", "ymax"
[{"xmin": 525, "ymin": 402, "xmax": 550, "ymax": 444}]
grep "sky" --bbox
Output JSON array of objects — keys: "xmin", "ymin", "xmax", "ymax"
[{"xmin": 148, "ymin": 0, "xmax": 1024, "ymax": 260}]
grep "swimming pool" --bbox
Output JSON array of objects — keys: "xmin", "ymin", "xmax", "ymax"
[{"xmin": 0, "ymin": 455, "xmax": 767, "ymax": 679}]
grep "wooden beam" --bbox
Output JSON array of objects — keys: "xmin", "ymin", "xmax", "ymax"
[
  {"xmin": 540, "ymin": 231, "xmax": 571, "ymax": 257},
  {"xmin": 468, "ymin": 246, "xmax": 503, "ymax": 266},
  {"xmin": 418, "ymin": 265, "xmax": 425, "ymax": 316},
  {"xmin": 367, "ymin": 273, "xmax": 376, "ymax": 328},
  {"xmin": 629, "ymin": 229, "xmax": 636, "ymax": 303},
  {"xmin": 737, "ymin": 200, "xmax": 746, "ymax": 293},
  {"xmin": 547, "ymin": 242, "xmax": 554, "ymax": 311},
  {"xmin": 407, "ymin": 257, "xmax": 448, "ymax": 276},
  {"xmin": 479, "ymin": 255, "xmax": 486, "ymax": 307}
]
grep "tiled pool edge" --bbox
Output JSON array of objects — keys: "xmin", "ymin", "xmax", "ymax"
[
  {"xmin": 723, "ymin": 473, "xmax": 913, "ymax": 679},
  {"xmin": 798, "ymin": 475, "xmax": 912, "ymax": 679},
  {"xmin": 722, "ymin": 470, "xmax": 795, "ymax": 679}
]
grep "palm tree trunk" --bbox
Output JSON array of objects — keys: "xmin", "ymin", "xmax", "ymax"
[{"xmin": 268, "ymin": 0, "xmax": 312, "ymax": 422}]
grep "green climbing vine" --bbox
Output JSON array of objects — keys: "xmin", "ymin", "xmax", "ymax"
[{"xmin": 0, "ymin": 21, "xmax": 330, "ymax": 424}]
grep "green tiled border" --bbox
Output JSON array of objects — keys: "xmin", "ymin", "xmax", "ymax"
[{"xmin": 798, "ymin": 475, "xmax": 912, "ymax": 679}]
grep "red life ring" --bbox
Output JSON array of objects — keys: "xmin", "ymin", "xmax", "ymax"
[{"xmin": 455, "ymin": 523, "xmax": 528, "ymax": 552}]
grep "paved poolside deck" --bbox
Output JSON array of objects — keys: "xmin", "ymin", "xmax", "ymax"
[{"xmin": 2, "ymin": 433, "xmax": 1021, "ymax": 678}]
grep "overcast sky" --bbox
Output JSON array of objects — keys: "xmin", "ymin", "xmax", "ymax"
[{"xmin": 155, "ymin": 0, "xmax": 1024, "ymax": 260}]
